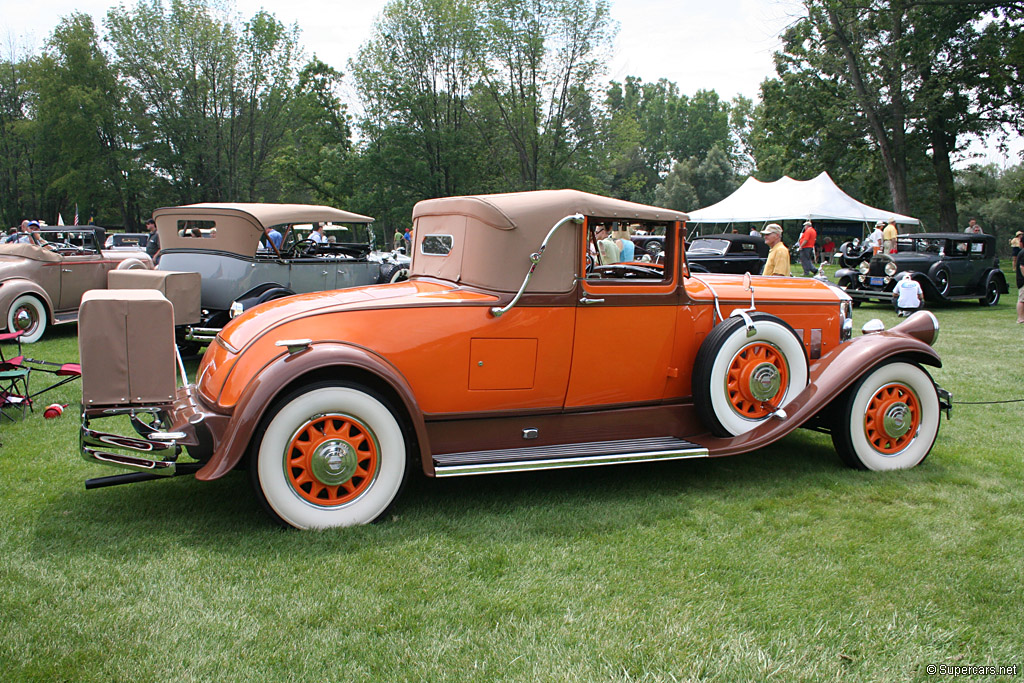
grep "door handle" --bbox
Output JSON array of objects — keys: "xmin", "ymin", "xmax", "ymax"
[
  {"xmin": 62, "ymin": 268, "xmax": 73, "ymax": 273},
  {"xmin": 579, "ymin": 297, "xmax": 605, "ymax": 305}
]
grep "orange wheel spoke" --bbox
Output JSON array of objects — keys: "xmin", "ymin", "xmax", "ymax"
[{"xmin": 285, "ymin": 412, "xmax": 380, "ymax": 508}]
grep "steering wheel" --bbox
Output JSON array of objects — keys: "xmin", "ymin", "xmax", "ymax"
[
  {"xmin": 290, "ymin": 238, "xmax": 317, "ymax": 257},
  {"xmin": 591, "ymin": 264, "xmax": 663, "ymax": 279}
]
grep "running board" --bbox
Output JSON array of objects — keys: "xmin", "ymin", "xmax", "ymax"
[{"xmin": 433, "ymin": 436, "xmax": 708, "ymax": 477}]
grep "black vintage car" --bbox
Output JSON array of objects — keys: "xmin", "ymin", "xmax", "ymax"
[
  {"xmin": 685, "ymin": 233, "xmax": 768, "ymax": 274},
  {"xmin": 834, "ymin": 232, "xmax": 1008, "ymax": 306}
]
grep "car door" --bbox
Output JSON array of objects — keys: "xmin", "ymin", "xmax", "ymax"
[
  {"xmin": 944, "ymin": 239, "xmax": 972, "ymax": 293},
  {"xmin": 58, "ymin": 254, "xmax": 108, "ymax": 311},
  {"xmin": 565, "ymin": 219, "xmax": 681, "ymax": 408}
]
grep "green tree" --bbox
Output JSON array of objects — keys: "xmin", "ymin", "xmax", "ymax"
[
  {"xmin": 774, "ymin": 0, "xmax": 1024, "ymax": 229},
  {"xmin": 31, "ymin": 13, "xmax": 146, "ymax": 227},
  {"xmin": 105, "ymin": 0, "xmax": 301, "ymax": 204}
]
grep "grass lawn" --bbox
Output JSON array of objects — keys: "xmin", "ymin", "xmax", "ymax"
[{"xmin": 1, "ymin": 276, "xmax": 1022, "ymax": 682}]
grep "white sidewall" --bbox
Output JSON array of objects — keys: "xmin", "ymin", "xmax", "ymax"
[
  {"xmin": 844, "ymin": 362, "xmax": 939, "ymax": 471},
  {"xmin": 707, "ymin": 320, "xmax": 809, "ymax": 436},
  {"xmin": 256, "ymin": 386, "xmax": 406, "ymax": 529},
  {"xmin": 7, "ymin": 294, "xmax": 47, "ymax": 343}
]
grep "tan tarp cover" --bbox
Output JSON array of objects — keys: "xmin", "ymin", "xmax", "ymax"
[
  {"xmin": 154, "ymin": 203, "xmax": 375, "ymax": 257},
  {"xmin": 411, "ymin": 190, "xmax": 688, "ymax": 293},
  {"xmin": 107, "ymin": 269, "xmax": 202, "ymax": 325},
  {"xmin": 79, "ymin": 290, "xmax": 177, "ymax": 406},
  {"xmin": 0, "ymin": 243, "xmax": 62, "ymax": 262}
]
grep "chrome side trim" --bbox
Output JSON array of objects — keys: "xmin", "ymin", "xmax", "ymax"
[{"xmin": 435, "ymin": 447, "xmax": 708, "ymax": 477}]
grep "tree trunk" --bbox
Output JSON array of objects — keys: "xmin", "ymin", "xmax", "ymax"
[{"xmin": 927, "ymin": 115, "xmax": 959, "ymax": 231}]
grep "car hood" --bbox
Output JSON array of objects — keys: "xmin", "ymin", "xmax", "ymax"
[
  {"xmin": 686, "ymin": 273, "xmax": 843, "ymax": 305},
  {"xmin": 219, "ymin": 279, "xmax": 496, "ymax": 352}
]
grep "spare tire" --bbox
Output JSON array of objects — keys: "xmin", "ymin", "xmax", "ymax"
[{"xmin": 692, "ymin": 312, "xmax": 809, "ymax": 437}]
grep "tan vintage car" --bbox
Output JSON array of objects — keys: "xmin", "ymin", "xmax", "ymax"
[
  {"xmin": 0, "ymin": 228, "xmax": 152, "ymax": 342},
  {"xmin": 78, "ymin": 190, "xmax": 951, "ymax": 530}
]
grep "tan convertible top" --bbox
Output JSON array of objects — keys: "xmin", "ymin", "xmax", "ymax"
[
  {"xmin": 410, "ymin": 189, "xmax": 688, "ymax": 293},
  {"xmin": 0, "ymin": 243, "xmax": 62, "ymax": 262},
  {"xmin": 154, "ymin": 203, "xmax": 375, "ymax": 256}
]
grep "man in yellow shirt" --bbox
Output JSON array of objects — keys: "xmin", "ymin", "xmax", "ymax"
[
  {"xmin": 882, "ymin": 218, "xmax": 898, "ymax": 253},
  {"xmin": 761, "ymin": 223, "xmax": 791, "ymax": 276}
]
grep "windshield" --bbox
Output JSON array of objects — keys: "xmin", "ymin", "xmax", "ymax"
[{"xmin": 687, "ymin": 239, "xmax": 730, "ymax": 255}]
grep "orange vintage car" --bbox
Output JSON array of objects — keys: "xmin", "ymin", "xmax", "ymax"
[{"xmin": 78, "ymin": 190, "xmax": 951, "ymax": 529}]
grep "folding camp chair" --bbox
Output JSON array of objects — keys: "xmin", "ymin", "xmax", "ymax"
[
  {"xmin": 0, "ymin": 331, "xmax": 32, "ymax": 422},
  {"xmin": 0, "ymin": 329, "xmax": 82, "ymax": 414}
]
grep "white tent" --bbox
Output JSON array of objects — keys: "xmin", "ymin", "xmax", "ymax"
[{"xmin": 686, "ymin": 172, "xmax": 920, "ymax": 226}]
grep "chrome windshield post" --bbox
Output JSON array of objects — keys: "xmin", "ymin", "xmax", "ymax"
[{"xmin": 490, "ymin": 213, "xmax": 584, "ymax": 317}]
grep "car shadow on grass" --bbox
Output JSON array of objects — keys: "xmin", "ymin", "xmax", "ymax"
[{"xmin": 29, "ymin": 428, "xmax": 944, "ymax": 559}]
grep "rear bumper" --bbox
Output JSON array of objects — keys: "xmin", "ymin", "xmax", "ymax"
[{"xmin": 80, "ymin": 387, "xmax": 227, "ymax": 478}]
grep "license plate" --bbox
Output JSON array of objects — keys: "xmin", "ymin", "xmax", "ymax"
[{"xmin": 869, "ymin": 277, "xmax": 884, "ymax": 286}]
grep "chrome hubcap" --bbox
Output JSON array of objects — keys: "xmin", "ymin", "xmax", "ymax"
[
  {"xmin": 309, "ymin": 439, "xmax": 358, "ymax": 486},
  {"xmin": 749, "ymin": 362, "xmax": 781, "ymax": 401},
  {"xmin": 882, "ymin": 402, "xmax": 912, "ymax": 439},
  {"xmin": 14, "ymin": 308, "xmax": 34, "ymax": 331}
]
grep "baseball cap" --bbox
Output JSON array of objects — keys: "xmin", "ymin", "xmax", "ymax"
[{"xmin": 760, "ymin": 224, "xmax": 782, "ymax": 236}]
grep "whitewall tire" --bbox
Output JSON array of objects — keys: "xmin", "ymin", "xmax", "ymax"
[
  {"xmin": 693, "ymin": 313, "xmax": 809, "ymax": 437},
  {"xmin": 251, "ymin": 383, "xmax": 408, "ymax": 529},
  {"xmin": 6, "ymin": 294, "xmax": 47, "ymax": 343},
  {"xmin": 831, "ymin": 361, "xmax": 940, "ymax": 471}
]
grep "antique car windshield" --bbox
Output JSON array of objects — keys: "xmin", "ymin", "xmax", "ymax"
[{"xmin": 687, "ymin": 239, "xmax": 730, "ymax": 255}]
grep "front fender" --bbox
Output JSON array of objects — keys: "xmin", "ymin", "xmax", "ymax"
[
  {"xmin": 697, "ymin": 311, "xmax": 942, "ymax": 456},
  {"xmin": 0, "ymin": 278, "xmax": 54, "ymax": 325},
  {"xmin": 195, "ymin": 342, "xmax": 432, "ymax": 481}
]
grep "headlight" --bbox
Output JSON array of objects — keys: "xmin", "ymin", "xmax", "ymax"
[
  {"xmin": 884, "ymin": 261, "xmax": 898, "ymax": 276},
  {"xmin": 858, "ymin": 260, "xmax": 870, "ymax": 275}
]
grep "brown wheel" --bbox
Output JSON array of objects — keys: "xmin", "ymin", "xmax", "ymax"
[{"xmin": 251, "ymin": 382, "xmax": 408, "ymax": 529}]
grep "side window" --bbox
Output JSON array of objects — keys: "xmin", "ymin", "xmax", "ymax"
[
  {"xmin": 421, "ymin": 234, "xmax": 453, "ymax": 255},
  {"xmin": 177, "ymin": 219, "xmax": 215, "ymax": 238},
  {"xmin": 585, "ymin": 219, "xmax": 670, "ymax": 282},
  {"xmin": 969, "ymin": 241, "xmax": 986, "ymax": 258}
]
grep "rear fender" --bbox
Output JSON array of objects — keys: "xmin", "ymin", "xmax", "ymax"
[
  {"xmin": 984, "ymin": 269, "xmax": 1008, "ymax": 294},
  {"xmin": 697, "ymin": 313, "xmax": 942, "ymax": 456},
  {"xmin": 195, "ymin": 342, "xmax": 431, "ymax": 481},
  {"xmin": 233, "ymin": 282, "xmax": 295, "ymax": 311}
]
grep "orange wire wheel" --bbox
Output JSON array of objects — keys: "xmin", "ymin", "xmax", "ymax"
[
  {"xmin": 862, "ymin": 383, "xmax": 920, "ymax": 455},
  {"xmin": 725, "ymin": 342, "xmax": 789, "ymax": 418},
  {"xmin": 285, "ymin": 413, "xmax": 380, "ymax": 507}
]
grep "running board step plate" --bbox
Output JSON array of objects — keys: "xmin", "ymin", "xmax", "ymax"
[{"xmin": 433, "ymin": 436, "xmax": 708, "ymax": 477}]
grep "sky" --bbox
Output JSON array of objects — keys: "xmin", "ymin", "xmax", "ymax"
[{"xmin": 1, "ymin": 0, "xmax": 1019, "ymax": 167}]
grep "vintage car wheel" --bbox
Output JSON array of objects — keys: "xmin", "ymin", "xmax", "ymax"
[
  {"xmin": 932, "ymin": 267, "xmax": 951, "ymax": 297},
  {"xmin": 251, "ymin": 382, "xmax": 408, "ymax": 529},
  {"xmin": 379, "ymin": 264, "xmax": 409, "ymax": 284},
  {"xmin": 6, "ymin": 294, "xmax": 47, "ymax": 343},
  {"xmin": 979, "ymin": 277, "xmax": 1000, "ymax": 306},
  {"xmin": 831, "ymin": 361, "xmax": 940, "ymax": 471},
  {"xmin": 692, "ymin": 313, "xmax": 809, "ymax": 437}
]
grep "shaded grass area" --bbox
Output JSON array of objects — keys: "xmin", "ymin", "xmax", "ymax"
[{"xmin": 1, "ymin": 287, "xmax": 1022, "ymax": 682}]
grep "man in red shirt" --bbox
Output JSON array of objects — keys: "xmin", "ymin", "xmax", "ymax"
[{"xmin": 798, "ymin": 220, "xmax": 818, "ymax": 276}]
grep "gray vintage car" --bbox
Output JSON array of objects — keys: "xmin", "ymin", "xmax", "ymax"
[
  {"xmin": 152, "ymin": 203, "xmax": 408, "ymax": 345},
  {"xmin": 0, "ymin": 228, "xmax": 152, "ymax": 342}
]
